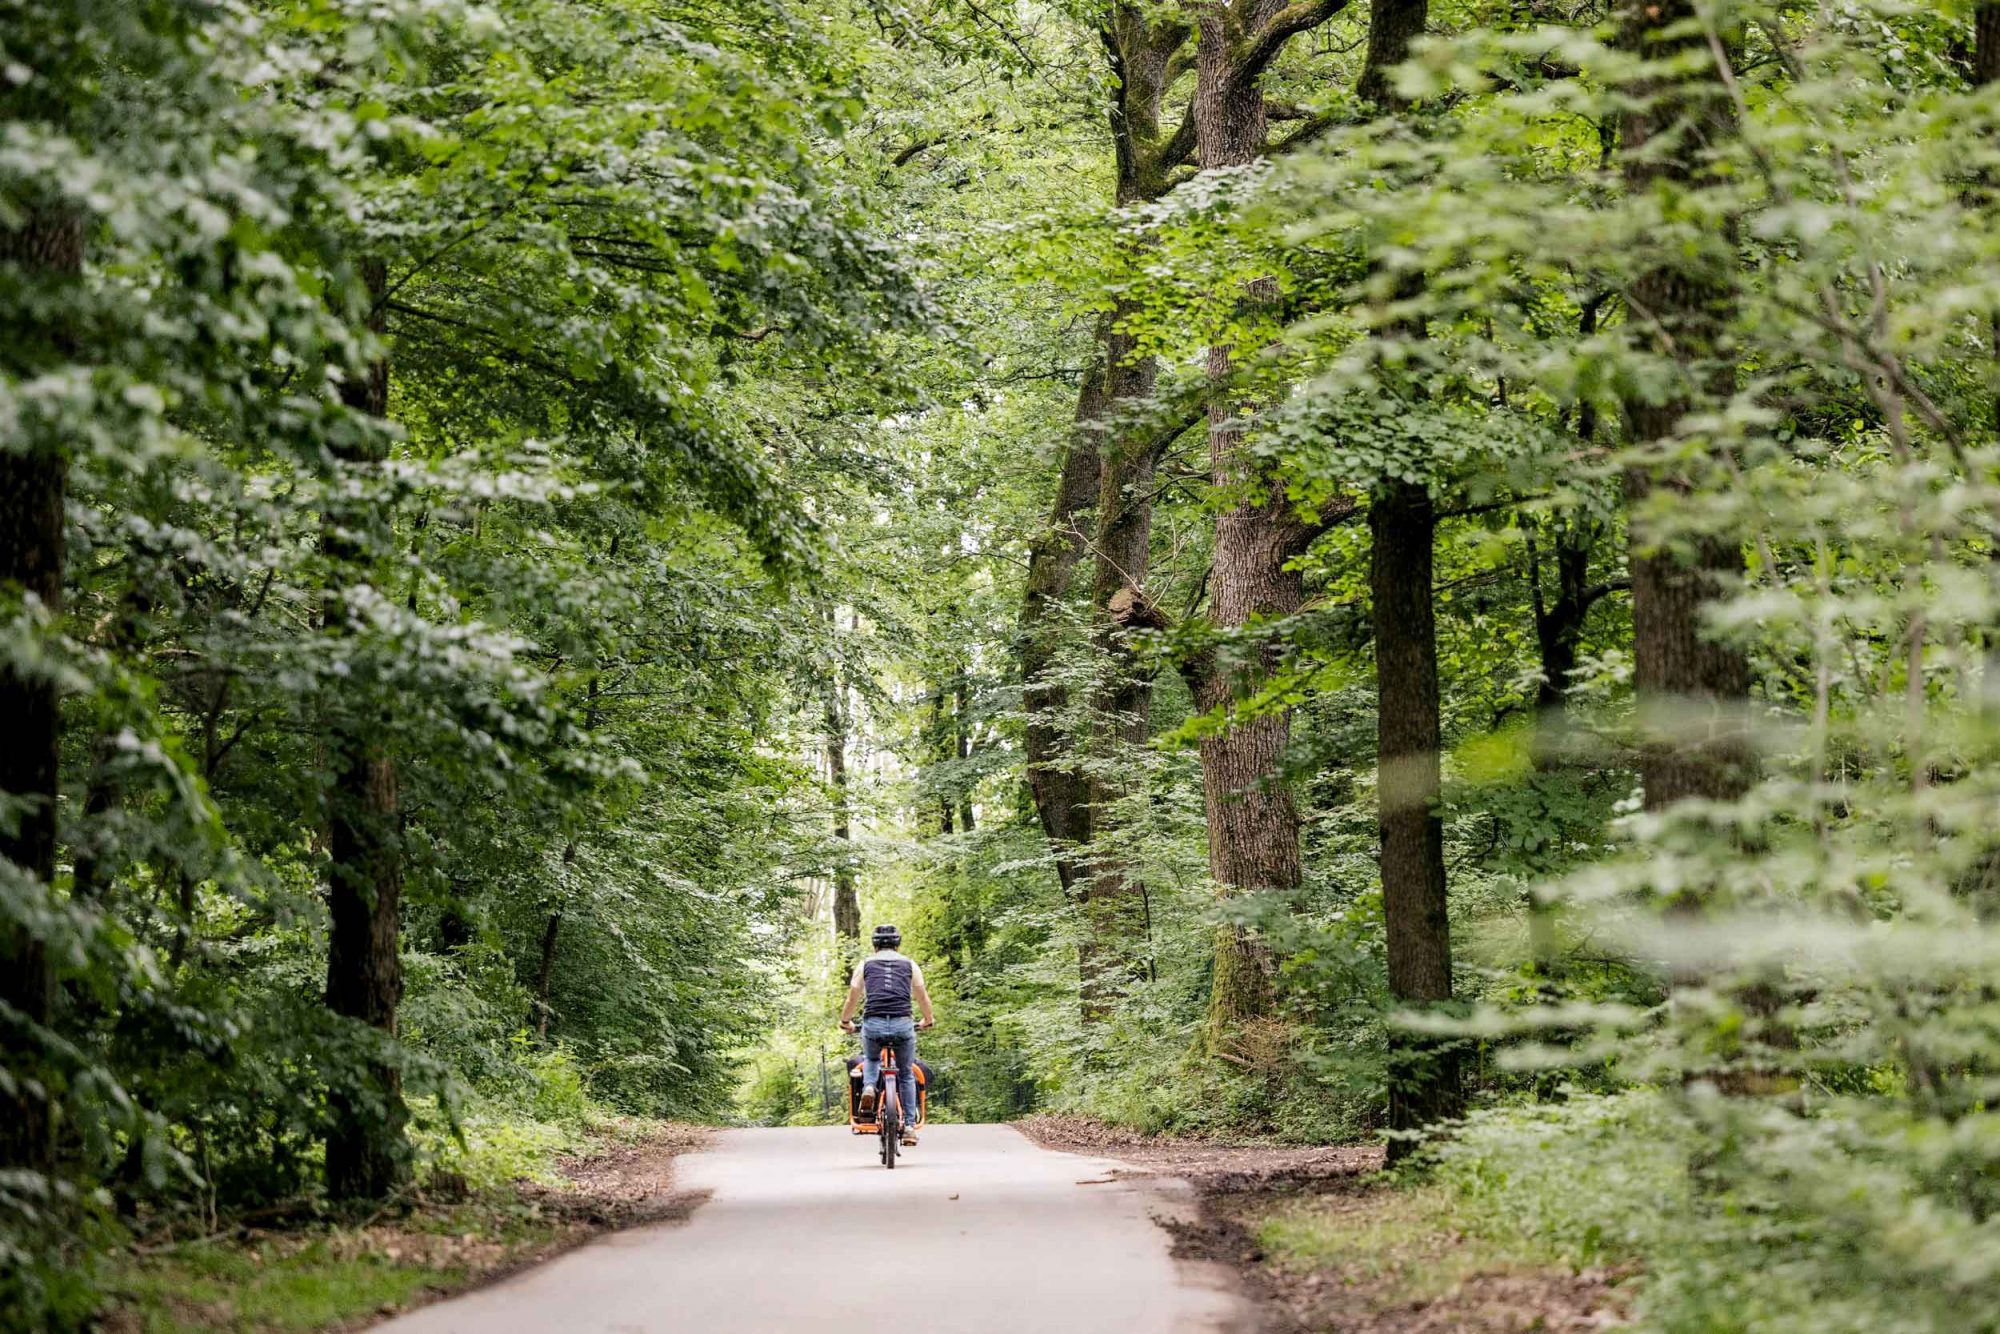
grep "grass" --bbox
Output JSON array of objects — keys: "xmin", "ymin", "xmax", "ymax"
[
  {"xmin": 98, "ymin": 1111, "xmax": 707, "ymax": 1333},
  {"xmin": 1255, "ymin": 1182, "xmax": 1566, "ymax": 1305},
  {"xmin": 101, "ymin": 1197, "xmax": 573, "ymax": 1333},
  {"xmin": 108, "ymin": 1245, "xmax": 469, "ymax": 1334}
]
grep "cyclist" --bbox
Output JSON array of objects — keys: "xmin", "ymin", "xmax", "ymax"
[{"xmin": 838, "ymin": 924, "xmax": 934, "ymax": 1147}]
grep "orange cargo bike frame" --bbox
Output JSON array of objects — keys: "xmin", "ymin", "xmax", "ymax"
[{"xmin": 847, "ymin": 1044, "xmax": 927, "ymax": 1168}]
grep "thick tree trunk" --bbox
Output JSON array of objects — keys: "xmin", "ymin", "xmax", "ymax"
[
  {"xmin": 1079, "ymin": 321, "xmax": 1167, "ymax": 1016},
  {"xmin": 1191, "ymin": 500, "xmax": 1302, "ymax": 1036},
  {"xmin": 1023, "ymin": 6, "xmax": 1193, "ymax": 956},
  {"xmin": 1357, "ymin": 0, "xmax": 1426, "ymax": 108},
  {"xmin": 1063, "ymin": 8, "xmax": 1195, "ymax": 1016},
  {"xmin": 1620, "ymin": 0, "xmax": 1752, "ymax": 811},
  {"xmin": 1020, "ymin": 358, "xmax": 1108, "ymax": 896},
  {"xmin": 826, "ymin": 682, "xmax": 860, "ymax": 941},
  {"xmin": 1189, "ymin": 0, "xmax": 1309, "ymax": 1043},
  {"xmin": 1354, "ymin": 0, "xmax": 1463, "ymax": 1153},
  {"xmin": 322, "ymin": 258, "xmax": 410, "ymax": 1201},
  {"xmin": 0, "ymin": 204, "xmax": 82, "ymax": 1177},
  {"xmin": 1371, "ymin": 482, "xmax": 1462, "ymax": 1153}
]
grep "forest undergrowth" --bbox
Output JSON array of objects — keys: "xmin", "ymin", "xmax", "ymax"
[{"xmin": 99, "ymin": 1116, "xmax": 707, "ymax": 1334}]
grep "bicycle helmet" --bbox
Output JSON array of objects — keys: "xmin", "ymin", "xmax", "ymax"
[{"xmin": 871, "ymin": 924, "xmax": 902, "ymax": 949}]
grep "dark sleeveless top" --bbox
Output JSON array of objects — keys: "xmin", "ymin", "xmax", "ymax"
[{"xmin": 862, "ymin": 955, "xmax": 914, "ymax": 1019}]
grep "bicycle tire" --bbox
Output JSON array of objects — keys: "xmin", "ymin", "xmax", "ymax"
[{"xmin": 881, "ymin": 1090, "xmax": 900, "ymax": 1169}]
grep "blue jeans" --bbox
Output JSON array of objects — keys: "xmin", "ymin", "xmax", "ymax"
[{"xmin": 861, "ymin": 1016, "xmax": 917, "ymax": 1128}]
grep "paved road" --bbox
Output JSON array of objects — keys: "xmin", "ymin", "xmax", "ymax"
[{"xmin": 377, "ymin": 1123, "xmax": 1249, "ymax": 1334}]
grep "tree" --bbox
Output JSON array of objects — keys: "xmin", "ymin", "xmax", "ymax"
[
  {"xmin": 1619, "ymin": 0, "xmax": 1753, "ymax": 809},
  {"xmin": 1354, "ymin": 0, "xmax": 1467, "ymax": 1153},
  {"xmin": 1184, "ymin": 0, "xmax": 1349, "ymax": 1043},
  {"xmin": 317, "ymin": 256, "xmax": 412, "ymax": 1201},
  {"xmin": 0, "ymin": 185, "xmax": 80, "ymax": 1182},
  {"xmin": 1020, "ymin": 5, "xmax": 1199, "ymax": 919},
  {"xmin": 828, "ymin": 671, "xmax": 861, "ymax": 942}
]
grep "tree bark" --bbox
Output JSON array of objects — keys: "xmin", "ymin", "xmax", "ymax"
[
  {"xmin": 954, "ymin": 672, "xmax": 976, "ymax": 833},
  {"xmin": 1078, "ymin": 316, "xmax": 1170, "ymax": 1015},
  {"xmin": 1351, "ymin": 0, "xmax": 1464, "ymax": 1153},
  {"xmin": 1371, "ymin": 482, "xmax": 1462, "ymax": 1151},
  {"xmin": 1187, "ymin": 0, "xmax": 1343, "ymax": 1044},
  {"xmin": 1620, "ymin": 0, "xmax": 1753, "ymax": 810},
  {"xmin": 1357, "ymin": 0, "xmax": 1426, "ymax": 108},
  {"xmin": 1022, "ymin": 6, "xmax": 1197, "ymax": 1000},
  {"xmin": 1529, "ymin": 518, "xmax": 1616, "ymax": 726},
  {"xmin": 534, "ymin": 894, "xmax": 563, "ymax": 1040},
  {"xmin": 1019, "ymin": 359, "xmax": 1108, "ymax": 897},
  {"xmin": 826, "ymin": 680, "xmax": 860, "ymax": 941},
  {"xmin": 1064, "ymin": 8, "xmax": 1200, "ymax": 1017},
  {"xmin": 0, "ymin": 204, "xmax": 80, "ymax": 1178},
  {"xmin": 322, "ymin": 257, "xmax": 410, "ymax": 1201}
]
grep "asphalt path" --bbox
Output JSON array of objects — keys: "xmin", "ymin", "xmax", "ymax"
[{"xmin": 376, "ymin": 1123, "xmax": 1249, "ymax": 1334}]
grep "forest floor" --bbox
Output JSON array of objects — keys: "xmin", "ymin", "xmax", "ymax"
[
  {"xmin": 1017, "ymin": 1116, "xmax": 1634, "ymax": 1333},
  {"xmin": 98, "ymin": 1121, "xmax": 710, "ymax": 1334}
]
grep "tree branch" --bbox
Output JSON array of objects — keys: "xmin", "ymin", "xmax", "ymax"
[
  {"xmin": 1580, "ymin": 578, "xmax": 1631, "ymax": 609},
  {"xmin": 891, "ymin": 136, "xmax": 947, "ymax": 167},
  {"xmin": 1159, "ymin": 103, "xmax": 1199, "ymax": 170},
  {"xmin": 1237, "ymin": 0, "xmax": 1355, "ymax": 90}
]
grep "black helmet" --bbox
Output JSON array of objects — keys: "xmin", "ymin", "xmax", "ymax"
[{"xmin": 871, "ymin": 924, "xmax": 901, "ymax": 949}]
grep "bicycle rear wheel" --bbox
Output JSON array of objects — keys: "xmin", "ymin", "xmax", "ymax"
[{"xmin": 880, "ymin": 1091, "xmax": 900, "ymax": 1169}]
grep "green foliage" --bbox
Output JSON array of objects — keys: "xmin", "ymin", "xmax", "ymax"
[
  {"xmin": 17, "ymin": 0, "xmax": 2000, "ymax": 1329},
  {"xmin": 1, "ymin": 0, "xmax": 921, "ymax": 1322}
]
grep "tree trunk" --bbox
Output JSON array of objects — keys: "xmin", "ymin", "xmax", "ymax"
[
  {"xmin": 1063, "ymin": 8, "xmax": 1196, "ymax": 1017},
  {"xmin": 930, "ymin": 685, "xmax": 954, "ymax": 835},
  {"xmin": 1352, "ymin": 0, "xmax": 1464, "ymax": 1153},
  {"xmin": 534, "ymin": 896, "xmax": 563, "ymax": 1039},
  {"xmin": 1019, "ymin": 357, "xmax": 1107, "ymax": 897},
  {"xmin": 1188, "ymin": 0, "xmax": 1308, "ymax": 1043},
  {"xmin": 1529, "ymin": 516, "xmax": 1606, "ymax": 722},
  {"xmin": 1371, "ymin": 482, "xmax": 1462, "ymax": 1153},
  {"xmin": 322, "ymin": 257, "xmax": 410, "ymax": 1201},
  {"xmin": 1357, "ymin": 0, "xmax": 1427, "ymax": 108},
  {"xmin": 1022, "ymin": 6, "xmax": 1196, "ymax": 933},
  {"xmin": 0, "ymin": 204, "xmax": 79, "ymax": 1179},
  {"xmin": 826, "ymin": 681, "xmax": 860, "ymax": 941},
  {"xmin": 1079, "ymin": 319, "xmax": 1168, "ymax": 1016},
  {"xmin": 1531, "ymin": 298, "xmax": 1610, "ymax": 741},
  {"xmin": 1620, "ymin": 0, "xmax": 1752, "ymax": 811},
  {"xmin": 954, "ymin": 672, "xmax": 976, "ymax": 833}
]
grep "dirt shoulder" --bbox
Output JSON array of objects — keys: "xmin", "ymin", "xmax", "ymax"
[
  {"xmin": 101, "ymin": 1121, "xmax": 712, "ymax": 1334},
  {"xmin": 1016, "ymin": 1113, "xmax": 1382, "ymax": 1187},
  {"xmin": 1017, "ymin": 1116, "xmax": 1632, "ymax": 1334}
]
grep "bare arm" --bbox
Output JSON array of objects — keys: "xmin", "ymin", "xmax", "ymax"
[
  {"xmin": 838, "ymin": 968, "xmax": 864, "ymax": 1028},
  {"xmin": 912, "ymin": 968, "xmax": 935, "ymax": 1026}
]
